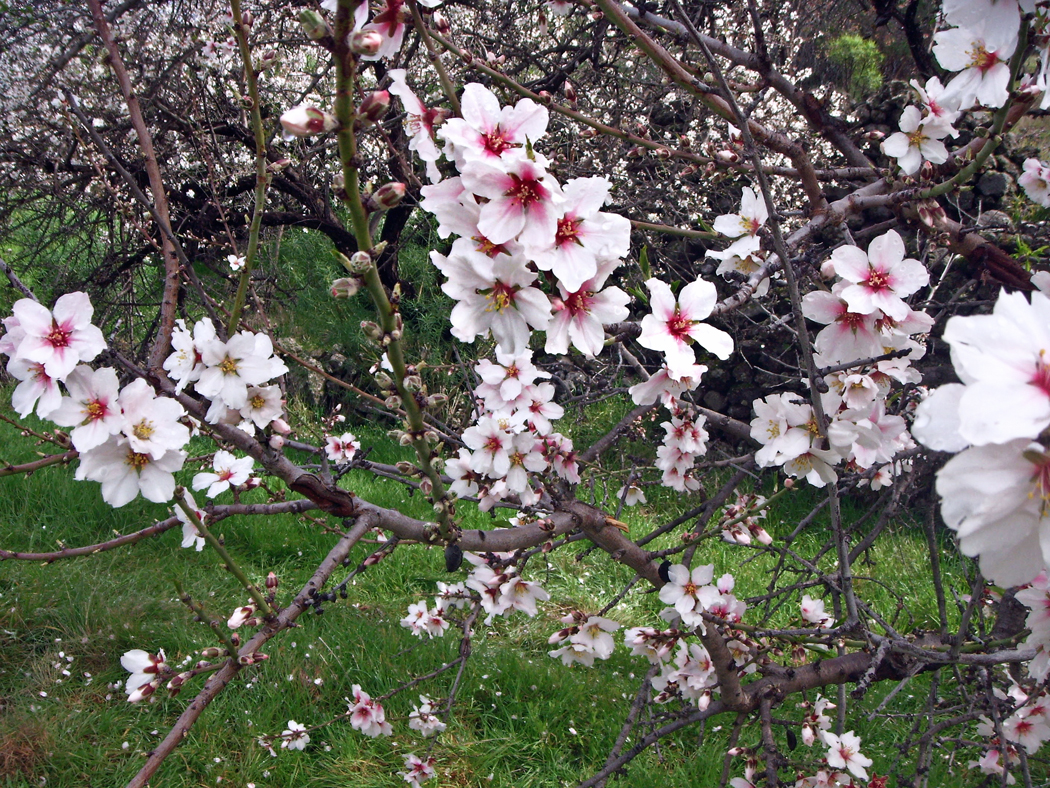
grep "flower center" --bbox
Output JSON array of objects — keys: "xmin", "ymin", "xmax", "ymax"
[
  {"xmin": 219, "ymin": 355, "xmax": 239, "ymax": 375},
  {"xmin": 866, "ymin": 268, "xmax": 890, "ymax": 290},
  {"xmin": 505, "ymin": 174, "xmax": 547, "ymax": 210},
  {"xmin": 125, "ymin": 451, "xmax": 151, "ymax": 470},
  {"xmin": 482, "ymin": 128, "xmax": 511, "ymax": 156},
  {"xmin": 839, "ymin": 311, "xmax": 867, "ymax": 331},
  {"xmin": 907, "ymin": 128, "xmax": 928, "ymax": 148},
  {"xmin": 485, "ymin": 281, "xmax": 516, "ymax": 313},
  {"xmin": 85, "ymin": 400, "xmax": 107, "ymax": 422},
  {"xmin": 510, "ymin": 450, "xmax": 526, "ymax": 467},
  {"xmin": 1031, "ymin": 351, "xmax": 1050, "ymax": 397},
  {"xmin": 132, "ymin": 419, "xmax": 155, "ymax": 441},
  {"xmin": 484, "ymin": 435, "xmax": 503, "ymax": 454},
  {"xmin": 249, "ymin": 394, "xmax": 266, "ymax": 409},
  {"xmin": 665, "ymin": 311, "xmax": 693, "ymax": 340},
  {"xmin": 46, "ymin": 322, "xmax": 72, "ymax": 349},
  {"xmin": 472, "ymin": 234, "xmax": 508, "ymax": 257},
  {"xmin": 968, "ymin": 43, "xmax": 999, "ymax": 73},
  {"xmin": 554, "ymin": 216, "xmax": 583, "ymax": 247},
  {"xmin": 564, "ymin": 289, "xmax": 593, "ymax": 316},
  {"xmin": 682, "ymin": 581, "xmax": 698, "ymax": 597}
]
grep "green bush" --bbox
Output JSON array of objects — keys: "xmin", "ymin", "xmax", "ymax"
[{"xmin": 826, "ymin": 34, "xmax": 884, "ymax": 98}]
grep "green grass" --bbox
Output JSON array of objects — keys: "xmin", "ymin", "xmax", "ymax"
[{"xmin": 0, "ymin": 410, "xmax": 1010, "ymax": 787}]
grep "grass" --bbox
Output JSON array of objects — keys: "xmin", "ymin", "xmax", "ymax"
[{"xmin": 0, "ymin": 399, "xmax": 1020, "ymax": 788}]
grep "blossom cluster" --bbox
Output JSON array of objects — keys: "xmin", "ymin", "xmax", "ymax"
[
  {"xmin": 447, "ymin": 347, "xmax": 578, "ymax": 510},
  {"xmin": 547, "ymin": 612, "xmax": 621, "ymax": 667},
  {"xmin": 749, "ymin": 230, "xmax": 930, "ymax": 489}
]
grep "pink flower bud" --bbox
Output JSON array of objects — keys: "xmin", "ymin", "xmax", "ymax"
[
  {"xmin": 358, "ymin": 90, "xmax": 391, "ymax": 125},
  {"xmin": 564, "ymin": 80, "xmax": 577, "ymax": 104},
  {"xmin": 128, "ymin": 679, "xmax": 159, "ymax": 703},
  {"xmin": 269, "ymin": 434, "xmax": 286, "ymax": 450},
  {"xmin": 350, "ymin": 29, "xmax": 383, "ymax": 56},
  {"xmin": 266, "ymin": 571, "xmax": 279, "ymax": 590},
  {"xmin": 433, "ymin": 11, "xmax": 451, "ymax": 34},
  {"xmin": 372, "ymin": 182, "xmax": 406, "ymax": 210},
  {"xmin": 331, "ymin": 277, "xmax": 362, "ymax": 298},
  {"xmin": 280, "ymin": 105, "xmax": 338, "ymax": 137},
  {"xmin": 715, "ymin": 149, "xmax": 739, "ymax": 163},
  {"xmin": 271, "ymin": 418, "xmax": 292, "ymax": 435}
]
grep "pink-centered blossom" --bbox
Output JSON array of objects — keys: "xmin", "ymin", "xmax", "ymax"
[
  {"xmin": 10, "ymin": 292, "xmax": 106, "ymax": 380},
  {"xmin": 76, "ymin": 435, "xmax": 186, "ymax": 508},
  {"xmin": 545, "ymin": 259, "xmax": 630, "ymax": 357},
  {"xmin": 934, "ymin": 26, "xmax": 1016, "ymax": 109},
  {"xmin": 460, "ymin": 154, "xmax": 564, "ymax": 249},
  {"xmin": 439, "ymin": 83, "xmax": 548, "ymax": 167},
  {"xmin": 830, "ymin": 230, "xmax": 929, "ymax": 322},
  {"xmin": 388, "ymin": 69, "xmax": 447, "ymax": 183},
  {"xmin": 348, "ymin": 685, "xmax": 393, "ymax": 737},
  {"xmin": 7, "ymin": 357, "xmax": 62, "ymax": 419},
  {"xmin": 820, "ymin": 730, "xmax": 873, "ymax": 780},
  {"xmin": 193, "ymin": 450, "xmax": 254, "ymax": 498},
  {"xmin": 49, "ymin": 366, "xmax": 124, "ymax": 452},
  {"xmin": 1019, "ymin": 158, "xmax": 1050, "ymax": 207},
  {"xmin": 638, "ymin": 277, "xmax": 733, "ymax": 375}
]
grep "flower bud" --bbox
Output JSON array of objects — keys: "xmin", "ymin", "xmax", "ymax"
[
  {"xmin": 403, "ymin": 374, "xmax": 423, "ymax": 392},
  {"xmin": 419, "ymin": 477, "xmax": 433, "ymax": 495},
  {"xmin": 200, "ymin": 646, "xmax": 222, "ymax": 659},
  {"xmin": 299, "ymin": 9, "xmax": 331, "ymax": 40},
  {"xmin": 331, "ymin": 277, "xmax": 362, "ymax": 298},
  {"xmin": 370, "ymin": 182, "xmax": 406, "ymax": 210},
  {"xmin": 266, "ymin": 571, "xmax": 279, "ymax": 590},
  {"xmin": 375, "ymin": 371, "xmax": 393, "ymax": 389},
  {"xmin": 252, "ymin": 652, "xmax": 269, "ymax": 662},
  {"xmin": 433, "ymin": 11, "xmax": 451, "ymax": 33},
  {"xmin": 350, "ymin": 29, "xmax": 383, "ymax": 56},
  {"xmin": 398, "ymin": 430, "xmax": 414, "ymax": 445},
  {"xmin": 361, "ymin": 321, "xmax": 383, "ymax": 341},
  {"xmin": 241, "ymin": 10, "xmax": 253, "ymax": 28},
  {"xmin": 167, "ymin": 672, "xmax": 190, "ymax": 691},
  {"xmin": 257, "ymin": 50, "xmax": 278, "ymax": 71},
  {"xmin": 280, "ymin": 105, "xmax": 338, "ymax": 138},
  {"xmin": 128, "ymin": 679, "xmax": 159, "ymax": 703},
  {"xmin": 358, "ymin": 90, "xmax": 391, "ymax": 125},
  {"xmin": 271, "ymin": 418, "xmax": 292, "ymax": 435},
  {"xmin": 426, "ymin": 393, "xmax": 448, "ymax": 407},
  {"xmin": 348, "ymin": 250, "xmax": 372, "ymax": 274},
  {"xmin": 564, "ymin": 80, "xmax": 577, "ymax": 105},
  {"xmin": 269, "ymin": 434, "xmax": 286, "ymax": 450},
  {"xmin": 267, "ymin": 158, "xmax": 291, "ymax": 173}
]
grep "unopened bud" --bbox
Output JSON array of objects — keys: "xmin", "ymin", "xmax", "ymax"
[
  {"xmin": 426, "ymin": 393, "xmax": 448, "ymax": 407},
  {"xmin": 433, "ymin": 10, "xmax": 451, "ymax": 33},
  {"xmin": 299, "ymin": 9, "xmax": 330, "ymax": 40},
  {"xmin": 241, "ymin": 10, "xmax": 253, "ymax": 28},
  {"xmin": 128, "ymin": 679, "xmax": 159, "ymax": 703},
  {"xmin": 715, "ymin": 149, "xmax": 739, "ymax": 163},
  {"xmin": 331, "ymin": 277, "xmax": 362, "ymax": 298},
  {"xmin": 564, "ymin": 80, "xmax": 577, "ymax": 105},
  {"xmin": 266, "ymin": 571, "xmax": 279, "ymax": 590},
  {"xmin": 361, "ymin": 321, "xmax": 383, "ymax": 341},
  {"xmin": 375, "ymin": 371, "xmax": 393, "ymax": 389},
  {"xmin": 267, "ymin": 158, "xmax": 291, "ymax": 173},
  {"xmin": 269, "ymin": 434, "xmax": 286, "ymax": 450},
  {"xmin": 252, "ymin": 652, "xmax": 269, "ymax": 662},
  {"xmin": 656, "ymin": 148, "xmax": 671, "ymax": 160},
  {"xmin": 271, "ymin": 417, "xmax": 292, "ymax": 435},
  {"xmin": 348, "ymin": 250, "xmax": 372, "ymax": 274},
  {"xmin": 167, "ymin": 672, "xmax": 190, "ymax": 691},
  {"xmin": 358, "ymin": 90, "xmax": 391, "ymax": 125},
  {"xmin": 238, "ymin": 654, "xmax": 255, "ymax": 666},
  {"xmin": 350, "ymin": 29, "xmax": 383, "ymax": 56},
  {"xmin": 403, "ymin": 374, "xmax": 423, "ymax": 392},
  {"xmin": 862, "ymin": 129, "xmax": 885, "ymax": 141},
  {"xmin": 419, "ymin": 477, "xmax": 433, "ymax": 495},
  {"xmin": 395, "ymin": 461, "xmax": 416, "ymax": 474},
  {"xmin": 681, "ymin": 165, "xmax": 698, "ymax": 176},
  {"xmin": 370, "ymin": 182, "xmax": 406, "ymax": 210},
  {"xmin": 280, "ymin": 105, "xmax": 338, "ymax": 138},
  {"xmin": 819, "ymin": 258, "xmax": 837, "ymax": 279},
  {"xmin": 200, "ymin": 647, "xmax": 222, "ymax": 659},
  {"xmin": 397, "ymin": 424, "xmax": 413, "ymax": 440},
  {"xmin": 627, "ymin": 146, "xmax": 644, "ymax": 157},
  {"xmin": 580, "ymin": 127, "xmax": 598, "ymax": 139}
]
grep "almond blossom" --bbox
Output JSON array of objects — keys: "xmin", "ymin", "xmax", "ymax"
[
  {"xmin": 193, "ymin": 450, "xmax": 254, "ymax": 498},
  {"xmin": 439, "ymin": 83, "xmax": 548, "ymax": 167},
  {"xmin": 388, "ymin": 68, "xmax": 447, "ymax": 183},
  {"xmin": 175, "ymin": 490, "xmax": 207, "ymax": 551},
  {"xmin": 638, "ymin": 277, "xmax": 733, "ymax": 376},
  {"xmin": 1019, "ymin": 158, "xmax": 1050, "ymax": 207},
  {"xmin": 7, "ymin": 357, "xmax": 62, "ymax": 418},
  {"xmin": 195, "ymin": 330, "xmax": 288, "ymax": 414},
  {"xmin": 280, "ymin": 720, "xmax": 310, "ymax": 751},
  {"xmin": 829, "ymin": 230, "xmax": 929, "ymax": 322},
  {"xmin": 460, "ymin": 154, "xmax": 564, "ymax": 249},
  {"xmin": 10, "ymin": 292, "xmax": 106, "ymax": 380},
  {"xmin": 933, "ymin": 25, "xmax": 1017, "ymax": 109},
  {"xmin": 528, "ymin": 176, "xmax": 631, "ymax": 292},
  {"xmin": 881, "ymin": 105, "xmax": 950, "ymax": 176},
  {"xmin": 325, "ymin": 432, "xmax": 361, "ymax": 462},
  {"xmin": 398, "ymin": 753, "xmax": 437, "ymax": 787},
  {"xmin": 658, "ymin": 563, "xmax": 717, "ymax": 628},
  {"xmin": 408, "ymin": 696, "xmax": 447, "ymax": 737},
  {"xmin": 821, "ymin": 730, "xmax": 873, "ymax": 780},
  {"xmin": 432, "ymin": 248, "xmax": 552, "ymax": 355},
  {"xmin": 76, "ymin": 435, "xmax": 186, "ymax": 507},
  {"xmin": 121, "ymin": 648, "xmax": 167, "ymax": 698},
  {"xmin": 545, "ymin": 259, "xmax": 630, "ymax": 357},
  {"xmin": 49, "ymin": 366, "xmax": 124, "ymax": 451},
  {"xmin": 348, "ymin": 685, "xmax": 393, "ymax": 737}
]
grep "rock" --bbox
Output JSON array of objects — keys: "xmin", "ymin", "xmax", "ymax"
[
  {"xmin": 977, "ymin": 172, "xmax": 1009, "ymax": 198},
  {"xmin": 703, "ymin": 390, "xmax": 726, "ymax": 411},
  {"xmin": 976, "ymin": 210, "xmax": 1014, "ymax": 230}
]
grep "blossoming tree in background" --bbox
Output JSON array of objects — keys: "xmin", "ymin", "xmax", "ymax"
[{"xmin": 2, "ymin": 0, "xmax": 1050, "ymax": 785}]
